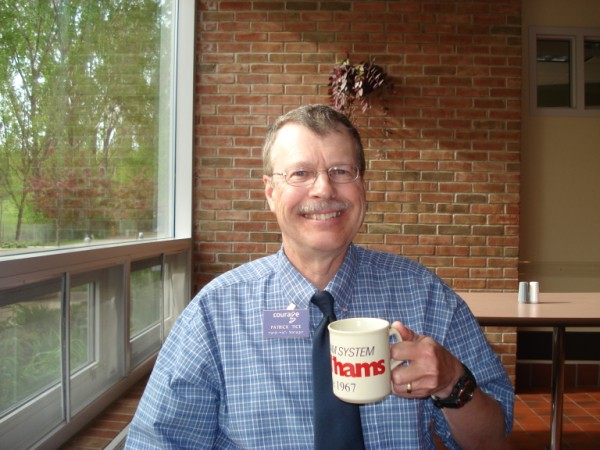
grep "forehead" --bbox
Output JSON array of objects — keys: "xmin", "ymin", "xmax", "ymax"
[{"xmin": 270, "ymin": 123, "xmax": 356, "ymax": 167}]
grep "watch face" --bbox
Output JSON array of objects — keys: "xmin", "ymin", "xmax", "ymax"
[
  {"xmin": 431, "ymin": 364, "xmax": 477, "ymax": 409},
  {"xmin": 456, "ymin": 385, "xmax": 474, "ymax": 407}
]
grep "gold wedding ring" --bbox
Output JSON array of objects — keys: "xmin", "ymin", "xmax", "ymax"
[{"xmin": 406, "ymin": 382, "xmax": 412, "ymax": 394}]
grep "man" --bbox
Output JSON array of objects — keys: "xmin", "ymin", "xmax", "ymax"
[{"xmin": 126, "ymin": 104, "xmax": 513, "ymax": 449}]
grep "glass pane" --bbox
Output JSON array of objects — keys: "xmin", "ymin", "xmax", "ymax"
[
  {"xmin": 584, "ymin": 39, "xmax": 600, "ymax": 108},
  {"xmin": 70, "ymin": 284, "xmax": 93, "ymax": 373},
  {"xmin": 536, "ymin": 39, "xmax": 572, "ymax": 107},
  {"xmin": 130, "ymin": 264, "xmax": 162, "ymax": 337},
  {"xmin": 69, "ymin": 266, "xmax": 124, "ymax": 416},
  {"xmin": 0, "ymin": 0, "xmax": 175, "ymax": 257},
  {"xmin": 163, "ymin": 251, "xmax": 191, "ymax": 335},
  {"xmin": 130, "ymin": 262, "xmax": 162, "ymax": 367},
  {"xmin": 0, "ymin": 293, "xmax": 61, "ymax": 416}
]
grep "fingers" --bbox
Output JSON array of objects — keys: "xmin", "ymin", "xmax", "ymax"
[
  {"xmin": 388, "ymin": 323, "xmax": 461, "ymax": 398},
  {"xmin": 391, "ymin": 376, "xmax": 419, "ymax": 398},
  {"xmin": 389, "ymin": 321, "xmax": 420, "ymax": 363},
  {"xmin": 391, "ymin": 321, "xmax": 417, "ymax": 342}
]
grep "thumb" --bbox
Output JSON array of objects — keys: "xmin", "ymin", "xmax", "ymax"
[{"xmin": 391, "ymin": 321, "xmax": 418, "ymax": 342}]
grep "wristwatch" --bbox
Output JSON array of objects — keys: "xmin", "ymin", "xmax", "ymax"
[{"xmin": 431, "ymin": 363, "xmax": 477, "ymax": 409}]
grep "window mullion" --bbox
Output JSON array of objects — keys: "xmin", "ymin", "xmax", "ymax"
[
  {"xmin": 575, "ymin": 35, "xmax": 585, "ymax": 110},
  {"xmin": 61, "ymin": 272, "xmax": 71, "ymax": 422}
]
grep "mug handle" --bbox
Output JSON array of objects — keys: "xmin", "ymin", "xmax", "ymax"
[{"xmin": 389, "ymin": 326, "xmax": 404, "ymax": 370}]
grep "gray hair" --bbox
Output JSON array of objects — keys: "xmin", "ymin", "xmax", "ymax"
[{"xmin": 262, "ymin": 104, "xmax": 365, "ymax": 176}]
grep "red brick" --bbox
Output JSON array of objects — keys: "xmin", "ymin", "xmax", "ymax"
[{"xmin": 194, "ymin": 0, "xmax": 522, "ymax": 374}]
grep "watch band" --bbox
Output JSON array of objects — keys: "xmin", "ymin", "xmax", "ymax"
[{"xmin": 431, "ymin": 363, "xmax": 477, "ymax": 409}]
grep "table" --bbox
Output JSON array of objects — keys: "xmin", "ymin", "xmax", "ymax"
[{"xmin": 458, "ymin": 292, "xmax": 600, "ymax": 450}]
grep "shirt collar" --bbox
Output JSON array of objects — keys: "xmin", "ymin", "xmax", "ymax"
[
  {"xmin": 275, "ymin": 244, "xmax": 360, "ymax": 316},
  {"xmin": 324, "ymin": 244, "xmax": 359, "ymax": 317},
  {"xmin": 276, "ymin": 249, "xmax": 317, "ymax": 309}
]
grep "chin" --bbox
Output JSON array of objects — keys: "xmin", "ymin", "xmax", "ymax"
[{"xmin": 310, "ymin": 239, "xmax": 350, "ymax": 254}]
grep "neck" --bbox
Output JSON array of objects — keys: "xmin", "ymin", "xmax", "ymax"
[{"xmin": 283, "ymin": 245, "xmax": 349, "ymax": 290}]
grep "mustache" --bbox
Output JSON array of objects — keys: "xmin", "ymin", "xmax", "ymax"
[{"xmin": 297, "ymin": 200, "xmax": 350, "ymax": 214}]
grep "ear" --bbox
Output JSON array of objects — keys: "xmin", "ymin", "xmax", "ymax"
[{"xmin": 263, "ymin": 175, "xmax": 276, "ymax": 212}]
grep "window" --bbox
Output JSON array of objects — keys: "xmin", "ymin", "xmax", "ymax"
[
  {"xmin": 536, "ymin": 38, "xmax": 573, "ymax": 108},
  {"xmin": 584, "ymin": 40, "xmax": 600, "ymax": 108},
  {"xmin": 530, "ymin": 27, "xmax": 600, "ymax": 115},
  {"xmin": 130, "ymin": 257, "xmax": 164, "ymax": 368},
  {"xmin": 0, "ymin": 280, "xmax": 63, "ymax": 419},
  {"xmin": 0, "ymin": 0, "xmax": 194, "ymax": 448},
  {"xmin": 0, "ymin": 0, "xmax": 181, "ymax": 254}
]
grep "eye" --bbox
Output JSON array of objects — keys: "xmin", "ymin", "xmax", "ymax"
[
  {"xmin": 329, "ymin": 166, "xmax": 358, "ymax": 182},
  {"xmin": 287, "ymin": 169, "xmax": 312, "ymax": 181},
  {"xmin": 331, "ymin": 167, "xmax": 351, "ymax": 176}
]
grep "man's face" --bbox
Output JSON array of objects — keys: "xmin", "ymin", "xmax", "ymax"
[{"xmin": 263, "ymin": 123, "xmax": 366, "ymax": 263}]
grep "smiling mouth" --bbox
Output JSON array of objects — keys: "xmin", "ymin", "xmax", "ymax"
[
  {"xmin": 303, "ymin": 211, "xmax": 342, "ymax": 220},
  {"xmin": 299, "ymin": 201, "xmax": 349, "ymax": 220}
]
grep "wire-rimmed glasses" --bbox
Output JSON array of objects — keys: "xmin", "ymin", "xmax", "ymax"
[{"xmin": 271, "ymin": 164, "xmax": 360, "ymax": 187}]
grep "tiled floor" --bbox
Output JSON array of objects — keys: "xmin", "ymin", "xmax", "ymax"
[
  {"xmin": 510, "ymin": 390, "xmax": 600, "ymax": 449},
  {"xmin": 61, "ymin": 378, "xmax": 600, "ymax": 449}
]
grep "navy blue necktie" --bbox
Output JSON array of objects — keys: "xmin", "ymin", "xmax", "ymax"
[{"xmin": 311, "ymin": 290, "xmax": 365, "ymax": 450}]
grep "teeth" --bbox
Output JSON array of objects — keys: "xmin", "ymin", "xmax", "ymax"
[{"xmin": 304, "ymin": 211, "xmax": 341, "ymax": 220}]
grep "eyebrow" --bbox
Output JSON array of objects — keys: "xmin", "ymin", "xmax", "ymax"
[{"xmin": 284, "ymin": 161, "xmax": 356, "ymax": 168}]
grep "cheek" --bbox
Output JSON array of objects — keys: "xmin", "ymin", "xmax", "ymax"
[
  {"xmin": 352, "ymin": 187, "xmax": 367, "ymax": 221},
  {"xmin": 266, "ymin": 184, "xmax": 297, "ymax": 216}
]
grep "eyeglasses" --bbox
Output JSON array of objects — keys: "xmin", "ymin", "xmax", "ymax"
[{"xmin": 271, "ymin": 164, "xmax": 360, "ymax": 187}]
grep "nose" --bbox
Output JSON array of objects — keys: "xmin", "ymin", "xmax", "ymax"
[{"xmin": 309, "ymin": 170, "xmax": 336, "ymax": 197}]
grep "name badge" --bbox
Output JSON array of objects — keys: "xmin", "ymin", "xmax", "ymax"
[{"xmin": 263, "ymin": 309, "xmax": 309, "ymax": 339}]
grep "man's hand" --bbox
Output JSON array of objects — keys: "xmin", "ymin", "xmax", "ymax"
[
  {"xmin": 389, "ymin": 322, "xmax": 508, "ymax": 450},
  {"xmin": 389, "ymin": 321, "xmax": 463, "ymax": 398}
]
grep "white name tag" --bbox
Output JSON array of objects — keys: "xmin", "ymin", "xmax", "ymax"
[{"xmin": 262, "ymin": 309, "xmax": 310, "ymax": 339}]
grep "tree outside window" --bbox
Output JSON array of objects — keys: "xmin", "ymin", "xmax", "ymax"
[{"xmin": 0, "ymin": 0, "xmax": 171, "ymax": 253}]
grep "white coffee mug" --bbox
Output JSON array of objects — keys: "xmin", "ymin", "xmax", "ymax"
[{"xmin": 328, "ymin": 318, "xmax": 403, "ymax": 404}]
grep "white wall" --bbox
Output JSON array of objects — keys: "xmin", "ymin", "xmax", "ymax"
[{"xmin": 521, "ymin": 0, "xmax": 600, "ymax": 291}]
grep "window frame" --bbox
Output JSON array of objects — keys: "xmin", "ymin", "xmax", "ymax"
[
  {"xmin": 530, "ymin": 27, "xmax": 600, "ymax": 116},
  {"xmin": 0, "ymin": 0, "xmax": 194, "ymax": 447}
]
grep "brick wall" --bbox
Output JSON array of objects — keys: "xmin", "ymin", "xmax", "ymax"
[{"xmin": 193, "ymin": 0, "xmax": 521, "ymax": 382}]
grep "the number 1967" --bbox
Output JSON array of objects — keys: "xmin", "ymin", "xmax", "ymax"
[{"xmin": 335, "ymin": 381, "xmax": 356, "ymax": 392}]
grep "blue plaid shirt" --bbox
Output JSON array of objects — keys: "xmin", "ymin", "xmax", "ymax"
[{"xmin": 126, "ymin": 245, "xmax": 513, "ymax": 449}]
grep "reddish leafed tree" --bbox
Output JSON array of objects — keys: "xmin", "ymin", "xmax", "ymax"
[{"xmin": 29, "ymin": 149, "xmax": 113, "ymax": 245}]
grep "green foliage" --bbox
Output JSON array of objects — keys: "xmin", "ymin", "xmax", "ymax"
[
  {"xmin": 0, "ymin": 301, "xmax": 90, "ymax": 414},
  {"xmin": 0, "ymin": 241, "xmax": 34, "ymax": 248},
  {"xmin": 130, "ymin": 266, "xmax": 161, "ymax": 336},
  {"xmin": 0, "ymin": 0, "xmax": 164, "ymax": 244}
]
